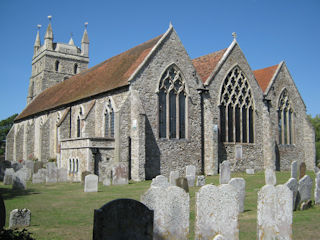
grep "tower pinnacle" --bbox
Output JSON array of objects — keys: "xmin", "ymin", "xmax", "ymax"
[
  {"xmin": 44, "ymin": 15, "xmax": 53, "ymax": 50},
  {"xmin": 81, "ymin": 22, "xmax": 89, "ymax": 56}
]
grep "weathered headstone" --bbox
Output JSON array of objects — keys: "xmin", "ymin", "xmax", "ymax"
[
  {"xmin": 32, "ymin": 168, "xmax": 46, "ymax": 184},
  {"xmin": 12, "ymin": 172, "xmax": 27, "ymax": 190},
  {"xmin": 3, "ymin": 168, "xmax": 14, "ymax": 185},
  {"xmin": 265, "ymin": 168, "xmax": 276, "ymax": 186},
  {"xmin": 186, "ymin": 165, "xmax": 196, "ymax": 187},
  {"xmin": 24, "ymin": 160, "xmax": 35, "ymax": 174},
  {"xmin": 176, "ymin": 177, "xmax": 189, "ymax": 193},
  {"xmin": 11, "ymin": 161, "xmax": 23, "ymax": 172},
  {"xmin": 169, "ymin": 170, "xmax": 179, "ymax": 186},
  {"xmin": 229, "ymin": 178, "xmax": 246, "ymax": 213},
  {"xmin": 0, "ymin": 160, "xmax": 11, "ymax": 181},
  {"xmin": 299, "ymin": 162, "xmax": 306, "ymax": 179},
  {"xmin": 19, "ymin": 167, "xmax": 31, "ymax": 181},
  {"xmin": 315, "ymin": 172, "xmax": 320, "ymax": 205},
  {"xmin": 81, "ymin": 171, "xmax": 92, "ymax": 182},
  {"xmin": 9, "ymin": 209, "xmax": 31, "ymax": 229},
  {"xmin": 196, "ymin": 175, "xmax": 206, "ymax": 187},
  {"xmin": 246, "ymin": 169, "xmax": 255, "ymax": 175},
  {"xmin": 285, "ymin": 178, "xmax": 299, "ymax": 211},
  {"xmin": 33, "ymin": 161, "xmax": 44, "ymax": 174},
  {"xmin": 0, "ymin": 194, "xmax": 5, "ymax": 230},
  {"xmin": 112, "ymin": 163, "xmax": 128, "ymax": 185},
  {"xmin": 46, "ymin": 162, "xmax": 58, "ymax": 183},
  {"xmin": 219, "ymin": 160, "xmax": 231, "ymax": 184},
  {"xmin": 57, "ymin": 168, "xmax": 68, "ymax": 182},
  {"xmin": 102, "ymin": 170, "xmax": 112, "ymax": 186},
  {"xmin": 257, "ymin": 184, "xmax": 292, "ymax": 239},
  {"xmin": 84, "ymin": 174, "xmax": 98, "ymax": 192},
  {"xmin": 151, "ymin": 175, "xmax": 170, "ymax": 188},
  {"xmin": 141, "ymin": 186, "xmax": 189, "ymax": 239},
  {"xmin": 298, "ymin": 175, "xmax": 313, "ymax": 203},
  {"xmin": 195, "ymin": 184, "xmax": 239, "ymax": 240},
  {"xmin": 291, "ymin": 161, "xmax": 298, "ymax": 179},
  {"xmin": 93, "ymin": 199, "xmax": 153, "ymax": 240}
]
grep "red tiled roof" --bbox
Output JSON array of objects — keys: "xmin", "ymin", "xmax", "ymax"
[
  {"xmin": 253, "ymin": 64, "xmax": 279, "ymax": 93},
  {"xmin": 192, "ymin": 48, "xmax": 227, "ymax": 83},
  {"xmin": 16, "ymin": 34, "xmax": 163, "ymax": 121}
]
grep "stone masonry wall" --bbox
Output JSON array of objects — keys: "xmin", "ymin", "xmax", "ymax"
[
  {"xmin": 5, "ymin": 127, "xmax": 14, "ymax": 161},
  {"xmin": 15, "ymin": 125, "xmax": 24, "ymax": 162},
  {"xmin": 304, "ymin": 116, "xmax": 316, "ymax": 170}
]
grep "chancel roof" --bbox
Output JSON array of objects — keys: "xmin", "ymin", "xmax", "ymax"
[
  {"xmin": 16, "ymin": 34, "xmax": 163, "ymax": 121},
  {"xmin": 253, "ymin": 64, "xmax": 279, "ymax": 93}
]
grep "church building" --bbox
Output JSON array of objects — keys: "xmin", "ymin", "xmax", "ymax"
[{"xmin": 5, "ymin": 19, "xmax": 316, "ymax": 181}]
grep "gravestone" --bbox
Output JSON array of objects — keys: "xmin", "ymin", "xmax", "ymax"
[
  {"xmin": 176, "ymin": 177, "xmax": 189, "ymax": 193},
  {"xmin": 169, "ymin": 170, "xmax": 179, "ymax": 186},
  {"xmin": 285, "ymin": 178, "xmax": 299, "ymax": 211},
  {"xmin": 12, "ymin": 172, "xmax": 27, "ymax": 190},
  {"xmin": 141, "ymin": 186, "xmax": 189, "ymax": 239},
  {"xmin": 186, "ymin": 165, "xmax": 196, "ymax": 187},
  {"xmin": 93, "ymin": 199, "xmax": 153, "ymax": 240},
  {"xmin": 57, "ymin": 168, "xmax": 68, "ymax": 182},
  {"xmin": 19, "ymin": 167, "xmax": 31, "ymax": 181},
  {"xmin": 257, "ymin": 184, "xmax": 292, "ymax": 239},
  {"xmin": 112, "ymin": 163, "xmax": 128, "ymax": 185},
  {"xmin": 46, "ymin": 162, "xmax": 57, "ymax": 183},
  {"xmin": 11, "ymin": 161, "xmax": 23, "ymax": 172},
  {"xmin": 298, "ymin": 175, "xmax": 313, "ymax": 202},
  {"xmin": 9, "ymin": 209, "xmax": 31, "ymax": 229},
  {"xmin": 3, "ymin": 168, "xmax": 14, "ymax": 185},
  {"xmin": 32, "ymin": 168, "xmax": 46, "ymax": 184},
  {"xmin": 265, "ymin": 168, "xmax": 276, "ymax": 186},
  {"xmin": 33, "ymin": 161, "xmax": 44, "ymax": 174},
  {"xmin": 195, "ymin": 184, "xmax": 239, "ymax": 240},
  {"xmin": 151, "ymin": 175, "xmax": 170, "ymax": 188},
  {"xmin": 246, "ymin": 169, "xmax": 255, "ymax": 175},
  {"xmin": 229, "ymin": 178, "xmax": 246, "ymax": 213},
  {"xmin": 0, "ymin": 194, "xmax": 5, "ymax": 229},
  {"xmin": 196, "ymin": 175, "xmax": 206, "ymax": 187},
  {"xmin": 315, "ymin": 172, "xmax": 320, "ymax": 205},
  {"xmin": 219, "ymin": 160, "xmax": 231, "ymax": 184},
  {"xmin": 81, "ymin": 171, "xmax": 92, "ymax": 182},
  {"xmin": 291, "ymin": 161, "xmax": 298, "ymax": 179},
  {"xmin": 24, "ymin": 160, "xmax": 34, "ymax": 174},
  {"xmin": 84, "ymin": 174, "xmax": 98, "ymax": 192},
  {"xmin": 299, "ymin": 162, "xmax": 306, "ymax": 179},
  {"xmin": 102, "ymin": 170, "xmax": 112, "ymax": 186},
  {"xmin": 300, "ymin": 199, "xmax": 313, "ymax": 211},
  {"xmin": 0, "ymin": 160, "xmax": 11, "ymax": 181}
]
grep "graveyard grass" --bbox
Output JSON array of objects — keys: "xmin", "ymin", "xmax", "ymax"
[{"xmin": 1, "ymin": 171, "xmax": 319, "ymax": 240}]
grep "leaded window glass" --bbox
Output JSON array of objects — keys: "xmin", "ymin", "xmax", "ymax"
[
  {"xmin": 105, "ymin": 99, "xmax": 115, "ymax": 138},
  {"xmin": 278, "ymin": 89, "xmax": 294, "ymax": 144}
]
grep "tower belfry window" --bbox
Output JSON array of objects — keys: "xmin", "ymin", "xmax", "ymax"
[
  {"xmin": 219, "ymin": 66, "xmax": 255, "ymax": 143},
  {"xmin": 158, "ymin": 64, "xmax": 187, "ymax": 139},
  {"xmin": 55, "ymin": 61, "xmax": 60, "ymax": 72},
  {"xmin": 278, "ymin": 89, "xmax": 294, "ymax": 145}
]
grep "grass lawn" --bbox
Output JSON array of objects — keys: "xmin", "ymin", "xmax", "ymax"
[{"xmin": 1, "ymin": 171, "xmax": 319, "ymax": 240}]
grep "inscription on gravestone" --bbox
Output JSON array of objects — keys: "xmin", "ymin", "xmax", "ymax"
[{"xmin": 93, "ymin": 198, "xmax": 153, "ymax": 240}]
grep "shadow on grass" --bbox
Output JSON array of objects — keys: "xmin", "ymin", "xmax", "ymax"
[{"xmin": 0, "ymin": 187, "xmax": 40, "ymax": 200}]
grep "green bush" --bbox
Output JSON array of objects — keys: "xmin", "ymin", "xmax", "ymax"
[{"xmin": 0, "ymin": 228, "xmax": 35, "ymax": 240}]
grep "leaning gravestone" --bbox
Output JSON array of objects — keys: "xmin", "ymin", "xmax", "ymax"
[
  {"xmin": 298, "ymin": 175, "xmax": 313, "ymax": 203},
  {"xmin": 0, "ymin": 194, "xmax": 5, "ymax": 229},
  {"xmin": 195, "ymin": 184, "xmax": 239, "ymax": 240},
  {"xmin": 151, "ymin": 175, "xmax": 170, "ymax": 188},
  {"xmin": 229, "ymin": 178, "xmax": 246, "ymax": 213},
  {"xmin": 169, "ymin": 170, "xmax": 179, "ymax": 186},
  {"xmin": 112, "ymin": 163, "xmax": 128, "ymax": 185},
  {"xmin": 315, "ymin": 172, "xmax": 320, "ymax": 205},
  {"xmin": 11, "ymin": 161, "xmax": 23, "ymax": 172},
  {"xmin": 285, "ymin": 178, "xmax": 299, "ymax": 211},
  {"xmin": 186, "ymin": 165, "xmax": 196, "ymax": 187},
  {"xmin": 219, "ymin": 160, "xmax": 231, "ymax": 184},
  {"xmin": 176, "ymin": 177, "xmax": 189, "ymax": 193},
  {"xmin": 46, "ymin": 162, "xmax": 58, "ymax": 183},
  {"xmin": 93, "ymin": 199, "xmax": 153, "ymax": 240},
  {"xmin": 3, "ymin": 168, "xmax": 14, "ymax": 185},
  {"xmin": 299, "ymin": 162, "xmax": 306, "ymax": 179},
  {"xmin": 257, "ymin": 184, "xmax": 292, "ymax": 239},
  {"xmin": 32, "ymin": 168, "xmax": 47, "ymax": 184},
  {"xmin": 57, "ymin": 168, "xmax": 68, "ymax": 182},
  {"xmin": 291, "ymin": 161, "xmax": 298, "ymax": 179},
  {"xmin": 141, "ymin": 186, "xmax": 189, "ymax": 240},
  {"xmin": 196, "ymin": 175, "xmax": 206, "ymax": 187},
  {"xmin": 84, "ymin": 174, "xmax": 98, "ymax": 192},
  {"xmin": 9, "ymin": 209, "xmax": 31, "ymax": 229},
  {"xmin": 12, "ymin": 172, "xmax": 27, "ymax": 190}
]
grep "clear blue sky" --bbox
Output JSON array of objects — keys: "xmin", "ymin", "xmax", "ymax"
[{"xmin": 0, "ymin": 0, "xmax": 319, "ymax": 120}]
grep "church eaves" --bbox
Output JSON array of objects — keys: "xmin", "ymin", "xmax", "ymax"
[{"xmin": 16, "ymin": 34, "xmax": 163, "ymax": 122}]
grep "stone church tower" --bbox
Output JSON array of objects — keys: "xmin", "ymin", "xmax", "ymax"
[{"xmin": 27, "ymin": 16, "xmax": 89, "ymax": 104}]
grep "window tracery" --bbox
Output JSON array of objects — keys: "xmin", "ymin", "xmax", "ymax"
[
  {"xmin": 104, "ymin": 99, "xmax": 115, "ymax": 138},
  {"xmin": 220, "ymin": 66, "xmax": 254, "ymax": 143},
  {"xmin": 278, "ymin": 89, "xmax": 294, "ymax": 144},
  {"xmin": 158, "ymin": 64, "xmax": 186, "ymax": 139}
]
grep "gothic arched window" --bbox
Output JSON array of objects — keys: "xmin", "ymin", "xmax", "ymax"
[
  {"xmin": 158, "ymin": 64, "xmax": 187, "ymax": 139},
  {"xmin": 278, "ymin": 89, "xmax": 294, "ymax": 144},
  {"xmin": 104, "ymin": 99, "xmax": 115, "ymax": 138},
  {"xmin": 220, "ymin": 66, "xmax": 254, "ymax": 143}
]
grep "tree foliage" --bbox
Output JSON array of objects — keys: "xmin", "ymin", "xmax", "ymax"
[
  {"xmin": 308, "ymin": 114, "xmax": 320, "ymax": 161},
  {"xmin": 0, "ymin": 113, "xmax": 18, "ymax": 155}
]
